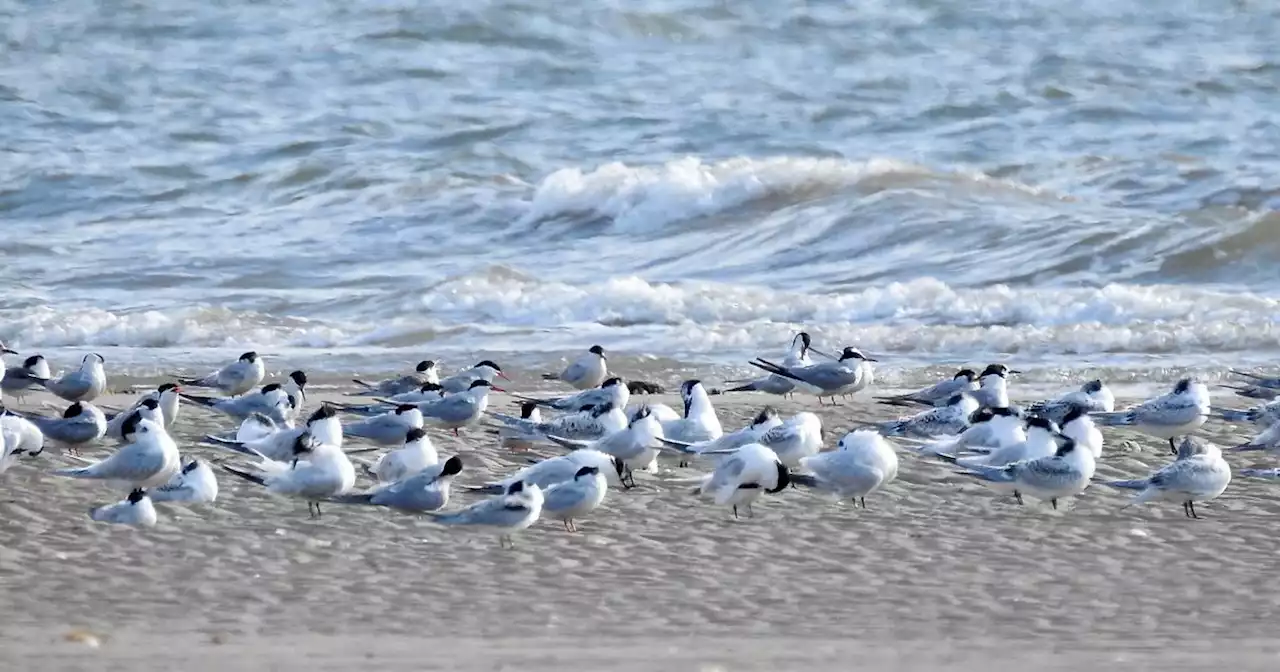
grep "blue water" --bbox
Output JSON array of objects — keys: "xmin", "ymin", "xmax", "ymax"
[{"xmin": 3, "ymin": 0, "xmax": 1279, "ymax": 375}]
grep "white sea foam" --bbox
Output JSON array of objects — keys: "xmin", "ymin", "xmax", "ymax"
[
  {"xmin": 0, "ymin": 306, "xmax": 348, "ymax": 350},
  {"xmin": 417, "ymin": 272, "xmax": 1278, "ymax": 340},
  {"xmin": 5, "ymin": 275, "xmax": 1269, "ymax": 373}
]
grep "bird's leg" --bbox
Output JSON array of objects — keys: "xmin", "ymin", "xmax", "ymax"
[
  {"xmin": 315, "ymin": 502, "xmax": 323, "ymax": 518},
  {"xmin": 1183, "ymin": 502, "xmax": 1191, "ymax": 518},
  {"xmin": 1189, "ymin": 501, "xmax": 1199, "ymax": 519},
  {"xmin": 1014, "ymin": 491, "xmax": 1024, "ymax": 506},
  {"xmin": 563, "ymin": 520, "xmax": 571, "ymax": 533},
  {"xmin": 1168, "ymin": 438, "xmax": 1177, "ymax": 455},
  {"xmin": 732, "ymin": 506, "xmax": 740, "ymax": 519},
  {"xmin": 746, "ymin": 503, "xmax": 755, "ymax": 518},
  {"xmin": 454, "ymin": 429, "xmax": 460, "ymax": 437},
  {"xmin": 859, "ymin": 496, "xmax": 866, "ymax": 509},
  {"xmin": 570, "ymin": 520, "xmax": 579, "ymax": 533},
  {"xmin": 1051, "ymin": 499, "xmax": 1058, "ymax": 511}
]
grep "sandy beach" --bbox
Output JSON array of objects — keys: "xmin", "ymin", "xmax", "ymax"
[{"xmin": 2, "ymin": 374, "xmax": 1279, "ymax": 671}]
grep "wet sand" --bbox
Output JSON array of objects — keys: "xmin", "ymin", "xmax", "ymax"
[{"xmin": 3, "ymin": 376, "xmax": 1279, "ymax": 671}]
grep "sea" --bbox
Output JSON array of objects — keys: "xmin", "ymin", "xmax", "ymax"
[{"xmin": 2, "ymin": 0, "xmax": 1279, "ymax": 386}]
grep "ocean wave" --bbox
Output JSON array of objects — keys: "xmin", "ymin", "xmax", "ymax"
[
  {"xmin": 418, "ymin": 271, "xmax": 1278, "ymax": 330},
  {"xmin": 517, "ymin": 155, "xmax": 1058, "ymax": 234},
  {"xmin": 511, "ymin": 155, "xmax": 1280, "ymax": 290}
]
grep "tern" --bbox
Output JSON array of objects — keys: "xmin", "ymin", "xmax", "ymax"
[
  {"xmin": 875, "ymin": 369, "xmax": 978, "ymax": 408},
  {"xmin": 1, "ymin": 353, "xmax": 50, "ymax": 401},
  {"xmin": 543, "ymin": 345, "xmax": 608, "ymax": 390},
  {"xmin": 180, "ymin": 351, "xmax": 265, "ymax": 397},
  {"xmin": 1093, "ymin": 378, "xmax": 1210, "ymax": 454},
  {"xmin": 1105, "ymin": 436, "xmax": 1230, "ymax": 518},
  {"xmin": 350, "ymin": 360, "xmax": 438, "ymax": 398},
  {"xmin": 333, "ymin": 455, "xmax": 463, "ymax": 514},
  {"xmin": 748, "ymin": 346, "xmax": 876, "ymax": 405},
  {"xmin": 439, "ymin": 360, "xmax": 508, "ymax": 394},
  {"xmin": 53, "ymin": 415, "xmax": 180, "ymax": 491},
  {"xmin": 722, "ymin": 332, "xmax": 816, "ymax": 397},
  {"xmin": 1025, "ymin": 379, "xmax": 1115, "ymax": 424},
  {"xmin": 42, "ymin": 353, "xmax": 107, "ymax": 403},
  {"xmin": 426, "ymin": 480, "xmax": 544, "ymax": 549}
]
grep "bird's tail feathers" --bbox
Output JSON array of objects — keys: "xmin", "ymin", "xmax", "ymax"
[
  {"xmin": 788, "ymin": 473, "xmax": 821, "ymax": 489},
  {"xmin": 220, "ymin": 464, "xmax": 267, "ymax": 486},
  {"xmin": 179, "ymin": 393, "xmax": 219, "ymax": 408},
  {"xmin": 1212, "ymin": 406, "xmax": 1253, "ymax": 422},
  {"xmin": 545, "ymin": 434, "xmax": 589, "ymax": 451},
  {"xmin": 953, "ymin": 463, "xmax": 1013, "ymax": 483},
  {"xmin": 330, "ymin": 492, "xmax": 376, "ymax": 505},
  {"xmin": 1104, "ymin": 479, "xmax": 1149, "ymax": 490}
]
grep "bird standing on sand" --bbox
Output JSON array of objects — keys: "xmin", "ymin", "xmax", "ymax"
[
  {"xmin": 439, "ymin": 360, "xmax": 508, "ymax": 394},
  {"xmin": 18, "ymin": 401, "xmax": 106, "ymax": 454},
  {"xmin": 1, "ymin": 353, "xmax": 50, "ymax": 401},
  {"xmin": 42, "ymin": 353, "xmax": 107, "ymax": 403},
  {"xmin": 427, "ymin": 480, "xmax": 544, "ymax": 549},
  {"xmin": 791, "ymin": 430, "xmax": 899, "ymax": 508},
  {"xmin": 1092, "ymin": 378, "xmax": 1210, "ymax": 455},
  {"xmin": 544, "ymin": 345, "xmax": 608, "ymax": 390},
  {"xmin": 333, "ymin": 455, "xmax": 463, "ymax": 514},
  {"xmin": 360, "ymin": 427, "xmax": 438, "ymax": 484},
  {"xmin": 954, "ymin": 435, "xmax": 1095, "ymax": 510},
  {"xmin": 749, "ymin": 347, "xmax": 876, "ymax": 405},
  {"xmin": 1025, "ymin": 379, "xmax": 1115, "ymax": 424},
  {"xmin": 722, "ymin": 332, "xmax": 816, "ymax": 398},
  {"xmin": 1106, "ymin": 436, "xmax": 1230, "ymax": 518},
  {"xmin": 876, "ymin": 369, "xmax": 978, "ymax": 408},
  {"xmin": 221, "ymin": 432, "xmax": 355, "ymax": 518},
  {"xmin": 343, "ymin": 404, "xmax": 424, "ymax": 446},
  {"xmin": 541, "ymin": 465, "xmax": 608, "ymax": 532},
  {"xmin": 180, "ymin": 351, "xmax": 264, "ymax": 397},
  {"xmin": 691, "ymin": 442, "xmax": 790, "ymax": 519},
  {"xmin": 350, "ymin": 360, "xmax": 438, "ymax": 398},
  {"xmin": 53, "ymin": 415, "xmax": 180, "ymax": 491}
]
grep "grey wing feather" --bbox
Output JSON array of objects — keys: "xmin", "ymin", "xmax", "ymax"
[
  {"xmin": 432, "ymin": 498, "xmax": 528, "ymax": 527},
  {"xmin": 560, "ymin": 361, "xmax": 587, "ymax": 384},
  {"xmin": 705, "ymin": 455, "xmax": 746, "ymax": 493},
  {"xmin": 542, "ymin": 483, "xmax": 586, "ymax": 512},
  {"xmin": 1014, "ymin": 458, "xmax": 1078, "ymax": 488}
]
